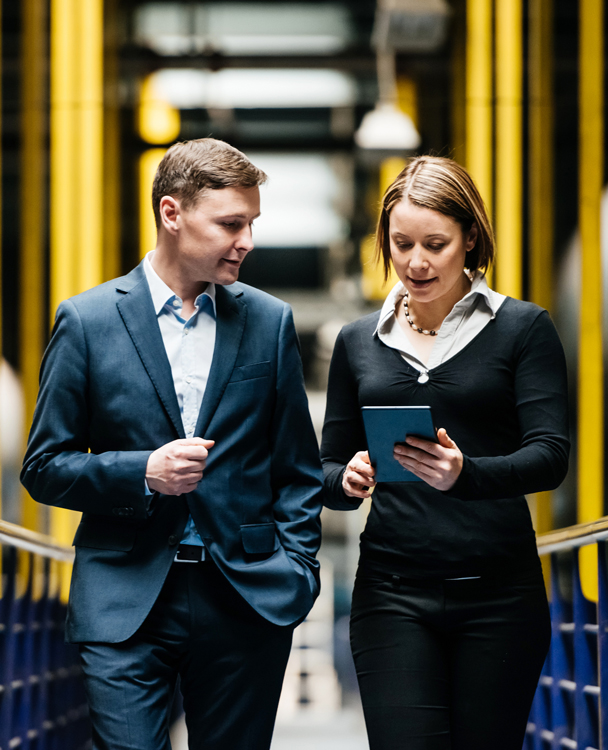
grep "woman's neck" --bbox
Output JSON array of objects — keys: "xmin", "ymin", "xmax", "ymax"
[{"xmin": 404, "ymin": 273, "xmax": 472, "ymax": 333}]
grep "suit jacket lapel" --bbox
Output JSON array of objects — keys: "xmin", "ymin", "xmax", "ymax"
[
  {"xmin": 116, "ymin": 266, "xmax": 185, "ymax": 439},
  {"xmin": 195, "ymin": 284, "xmax": 247, "ymax": 438}
]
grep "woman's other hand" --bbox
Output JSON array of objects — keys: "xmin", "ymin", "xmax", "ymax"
[
  {"xmin": 393, "ymin": 428, "xmax": 463, "ymax": 491},
  {"xmin": 343, "ymin": 451, "xmax": 376, "ymax": 499}
]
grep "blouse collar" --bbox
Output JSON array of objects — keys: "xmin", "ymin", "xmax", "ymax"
[{"xmin": 374, "ymin": 271, "xmax": 504, "ymax": 337}]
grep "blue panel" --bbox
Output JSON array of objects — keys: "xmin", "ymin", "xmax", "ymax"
[
  {"xmin": 0, "ymin": 545, "xmax": 91, "ymax": 749},
  {"xmin": 527, "ymin": 549, "xmax": 602, "ymax": 750}
]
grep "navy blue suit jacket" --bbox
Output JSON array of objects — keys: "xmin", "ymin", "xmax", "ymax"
[{"xmin": 21, "ymin": 263, "xmax": 323, "ymax": 642}]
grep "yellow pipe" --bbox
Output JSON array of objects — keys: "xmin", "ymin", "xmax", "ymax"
[
  {"xmin": 139, "ymin": 148, "xmax": 167, "ymax": 260},
  {"xmin": 494, "ymin": 0, "xmax": 522, "ymax": 299},
  {"xmin": 138, "ymin": 75, "xmax": 180, "ymax": 146},
  {"xmin": 51, "ymin": 0, "xmax": 104, "ymax": 600},
  {"xmin": 466, "ymin": 0, "xmax": 493, "ymax": 216},
  {"xmin": 578, "ymin": 0, "xmax": 604, "ymax": 602},
  {"xmin": 103, "ymin": 0, "xmax": 121, "ymax": 282},
  {"xmin": 20, "ymin": 0, "xmax": 46, "ymax": 532},
  {"xmin": 76, "ymin": 0, "xmax": 103, "ymax": 294},
  {"xmin": 50, "ymin": 0, "xmax": 79, "ymax": 602},
  {"xmin": 528, "ymin": 0, "xmax": 554, "ymax": 565},
  {"xmin": 50, "ymin": 0, "xmax": 77, "ymax": 318},
  {"xmin": 528, "ymin": 0, "xmax": 554, "ymax": 313}
]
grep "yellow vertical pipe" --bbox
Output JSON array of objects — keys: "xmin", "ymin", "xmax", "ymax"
[
  {"xmin": 103, "ymin": 105, "xmax": 121, "ymax": 281},
  {"xmin": 466, "ymin": 0, "xmax": 493, "ymax": 216},
  {"xmin": 50, "ymin": 0, "xmax": 79, "ymax": 601},
  {"xmin": 578, "ymin": 0, "xmax": 604, "ymax": 602},
  {"xmin": 103, "ymin": 0, "xmax": 121, "ymax": 282},
  {"xmin": 20, "ymin": 0, "xmax": 46, "ymax": 532},
  {"xmin": 528, "ymin": 0, "xmax": 554, "ymax": 550},
  {"xmin": 529, "ymin": 0, "xmax": 554, "ymax": 313},
  {"xmin": 76, "ymin": 0, "xmax": 103, "ymax": 294},
  {"xmin": 139, "ymin": 148, "xmax": 167, "ymax": 260},
  {"xmin": 51, "ymin": 0, "xmax": 104, "ymax": 600},
  {"xmin": 494, "ymin": 0, "xmax": 523, "ymax": 299},
  {"xmin": 50, "ymin": 0, "xmax": 77, "ymax": 317},
  {"xmin": 138, "ymin": 75, "xmax": 180, "ymax": 146}
]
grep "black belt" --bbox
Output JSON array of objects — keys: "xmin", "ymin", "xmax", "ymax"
[{"xmin": 174, "ymin": 544, "xmax": 205, "ymax": 563}]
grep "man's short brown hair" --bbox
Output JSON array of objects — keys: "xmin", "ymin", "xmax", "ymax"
[{"xmin": 152, "ymin": 138, "xmax": 267, "ymax": 228}]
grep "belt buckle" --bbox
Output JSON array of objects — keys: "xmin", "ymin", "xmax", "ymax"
[{"xmin": 174, "ymin": 544, "xmax": 205, "ymax": 563}]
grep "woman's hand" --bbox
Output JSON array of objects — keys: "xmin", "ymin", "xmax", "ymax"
[
  {"xmin": 393, "ymin": 428, "xmax": 463, "ymax": 491},
  {"xmin": 343, "ymin": 451, "xmax": 376, "ymax": 499}
]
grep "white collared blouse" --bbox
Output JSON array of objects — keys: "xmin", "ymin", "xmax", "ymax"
[{"xmin": 374, "ymin": 272, "xmax": 506, "ymax": 384}]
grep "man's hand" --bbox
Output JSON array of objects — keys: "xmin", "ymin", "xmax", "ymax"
[
  {"xmin": 393, "ymin": 428, "xmax": 463, "ymax": 491},
  {"xmin": 343, "ymin": 451, "xmax": 376, "ymax": 499},
  {"xmin": 146, "ymin": 438, "xmax": 215, "ymax": 496}
]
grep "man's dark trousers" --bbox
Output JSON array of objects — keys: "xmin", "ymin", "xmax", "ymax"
[
  {"xmin": 80, "ymin": 558, "xmax": 294, "ymax": 749},
  {"xmin": 21, "ymin": 262, "xmax": 323, "ymax": 749}
]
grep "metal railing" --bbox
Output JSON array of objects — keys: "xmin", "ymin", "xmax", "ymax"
[
  {"xmin": 5, "ymin": 511, "xmax": 608, "ymax": 749},
  {"xmin": 525, "ymin": 518, "xmax": 608, "ymax": 750},
  {"xmin": 0, "ymin": 520, "xmax": 91, "ymax": 750}
]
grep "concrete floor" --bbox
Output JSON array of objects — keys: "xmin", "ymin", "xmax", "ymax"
[{"xmin": 170, "ymin": 708, "xmax": 369, "ymax": 750}]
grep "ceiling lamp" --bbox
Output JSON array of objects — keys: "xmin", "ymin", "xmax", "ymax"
[
  {"xmin": 355, "ymin": 49, "xmax": 421, "ymax": 159},
  {"xmin": 355, "ymin": 101, "xmax": 421, "ymax": 151}
]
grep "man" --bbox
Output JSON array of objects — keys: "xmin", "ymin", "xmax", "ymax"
[{"xmin": 21, "ymin": 139, "xmax": 323, "ymax": 749}]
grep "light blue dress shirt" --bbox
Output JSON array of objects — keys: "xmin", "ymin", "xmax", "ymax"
[{"xmin": 143, "ymin": 252, "xmax": 217, "ymax": 553}]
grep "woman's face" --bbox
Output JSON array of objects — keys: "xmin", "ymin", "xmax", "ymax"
[{"xmin": 388, "ymin": 198, "xmax": 476, "ymax": 306}]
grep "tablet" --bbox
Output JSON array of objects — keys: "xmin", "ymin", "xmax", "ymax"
[{"xmin": 361, "ymin": 406, "xmax": 437, "ymax": 483}]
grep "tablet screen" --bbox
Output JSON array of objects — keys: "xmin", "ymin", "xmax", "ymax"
[{"xmin": 361, "ymin": 406, "xmax": 437, "ymax": 483}]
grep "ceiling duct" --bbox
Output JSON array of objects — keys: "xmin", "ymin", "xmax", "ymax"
[{"xmin": 372, "ymin": 0, "xmax": 451, "ymax": 54}]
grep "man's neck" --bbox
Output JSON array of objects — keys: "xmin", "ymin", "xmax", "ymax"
[{"xmin": 150, "ymin": 246, "xmax": 209, "ymax": 318}]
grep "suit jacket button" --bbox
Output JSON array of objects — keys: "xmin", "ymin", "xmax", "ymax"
[{"xmin": 168, "ymin": 535, "xmax": 178, "ymax": 546}]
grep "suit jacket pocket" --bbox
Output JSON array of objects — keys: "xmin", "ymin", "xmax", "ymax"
[
  {"xmin": 241, "ymin": 523, "xmax": 279, "ymax": 554},
  {"xmin": 228, "ymin": 361, "xmax": 271, "ymax": 383},
  {"xmin": 73, "ymin": 518, "xmax": 136, "ymax": 552}
]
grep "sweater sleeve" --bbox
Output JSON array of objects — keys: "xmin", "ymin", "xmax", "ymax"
[
  {"xmin": 320, "ymin": 330, "xmax": 367, "ymax": 511},
  {"xmin": 445, "ymin": 309, "xmax": 570, "ymax": 501}
]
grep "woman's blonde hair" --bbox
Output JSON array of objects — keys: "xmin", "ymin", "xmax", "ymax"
[{"xmin": 375, "ymin": 155, "xmax": 495, "ymax": 280}]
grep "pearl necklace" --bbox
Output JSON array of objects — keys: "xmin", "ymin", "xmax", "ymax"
[{"xmin": 403, "ymin": 291, "xmax": 439, "ymax": 336}]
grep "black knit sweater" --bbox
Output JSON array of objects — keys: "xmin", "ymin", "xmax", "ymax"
[{"xmin": 320, "ymin": 297, "xmax": 570, "ymax": 579}]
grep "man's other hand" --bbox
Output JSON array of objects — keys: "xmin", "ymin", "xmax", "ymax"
[{"xmin": 146, "ymin": 438, "xmax": 215, "ymax": 496}]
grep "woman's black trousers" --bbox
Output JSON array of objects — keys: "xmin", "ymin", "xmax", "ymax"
[{"xmin": 350, "ymin": 565, "xmax": 551, "ymax": 750}]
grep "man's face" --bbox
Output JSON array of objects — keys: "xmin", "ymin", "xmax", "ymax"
[{"xmin": 173, "ymin": 186, "xmax": 261, "ymax": 286}]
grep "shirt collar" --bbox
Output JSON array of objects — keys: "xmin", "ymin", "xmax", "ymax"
[
  {"xmin": 143, "ymin": 251, "xmax": 216, "ymax": 317},
  {"xmin": 374, "ymin": 271, "xmax": 504, "ymax": 337}
]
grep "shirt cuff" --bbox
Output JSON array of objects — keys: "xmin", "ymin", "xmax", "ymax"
[{"xmin": 144, "ymin": 478, "xmax": 155, "ymax": 514}]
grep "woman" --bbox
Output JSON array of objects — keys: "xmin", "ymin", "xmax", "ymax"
[{"xmin": 321, "ymin": 156, "xmax": 569, "ymax": 750}]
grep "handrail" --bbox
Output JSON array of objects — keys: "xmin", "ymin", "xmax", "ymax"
[
  {"xmin": 526, "ymin": 517, "xmax": 608, "ymax": 749},
  {"xmin": 536, "ymin": 515, "xmax": 608, "ymax": 555},
  {"xmin": 0, "ymin": 520, "xmax": 88, "ymax": 748},
  {"xmin": 0, "ymin": 518, "xmax": 74, "ymax": 561}
]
